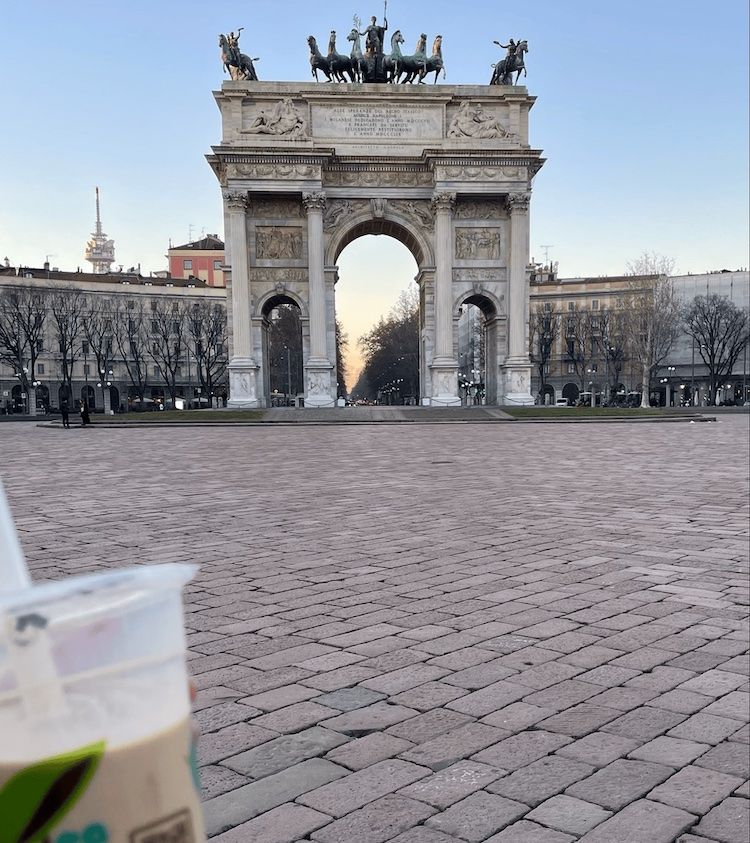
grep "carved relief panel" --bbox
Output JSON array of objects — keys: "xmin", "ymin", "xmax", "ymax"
[
  {"xmin": 455, "ymin": 228, "xmax": 502, "ymax": 261},
  {"xmin": 255, "ymin": 227, "xmax": 304, "ymax": 260},
  {"xmin": 247, "ymin": 198, "xmax": 303, "ymax": 219}
]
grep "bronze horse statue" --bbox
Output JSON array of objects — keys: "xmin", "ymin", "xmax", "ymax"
[
  {"xmin": 417, "ymin": 35, "xmax": 445, "ymax": 84},
  {"xmin": 347, "ymin": 28, "xmax": 366, "ymax": 82},
  {"xmin": 490, "ymin": 39, "xmax": 528, "ymax": 85},
  {"xmin": 327, "ymin": 31, "xmax": 356, "ymax": 82},
  {"xmin": 218, "ymin": 34, "xmax": 258, "ymax": 81},
  {"xmin": 307, "ymin": 35, "xmax": 333, "ymax": 81},
  {"xmin": 394, "ymin": 33, "xmax": 429, "ymax": 84}
]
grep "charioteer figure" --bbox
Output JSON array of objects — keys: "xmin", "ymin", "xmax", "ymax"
[{"xmin": 361, "ymin": 14, "xmax": 388, "ymax": 56}]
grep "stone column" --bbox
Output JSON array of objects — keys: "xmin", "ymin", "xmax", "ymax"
[
  {"xmin": 224, "ymin": 190, "xmax": 260, "ymax": 408},
  {"xmin": 429, "ymin": 192, "xmax": 460, "ymax": 406},
  {"xmin": 303, "ymin": 192, "xmax": 334, "ymax": 407},
  {"xmin": 503, "ymin": 192, "xmax": 534, "ymax": 405}
]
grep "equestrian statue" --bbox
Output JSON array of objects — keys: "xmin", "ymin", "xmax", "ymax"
[
  {"xmin": 490, "ymin": 38, "xmax": 528, "ymax": 85},
  {"xmin": 219, "ymin": 29, "xmax": 259, "ymax": 81}
]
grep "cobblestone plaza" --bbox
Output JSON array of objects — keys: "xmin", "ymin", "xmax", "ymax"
[{"xmin": 2, "ymin": 417, "xmax": 748, "ymax": 842}]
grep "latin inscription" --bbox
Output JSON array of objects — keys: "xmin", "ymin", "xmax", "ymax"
[{"xmin": 312, "ymin": 104, "xmax": 442, "ymax": 140}]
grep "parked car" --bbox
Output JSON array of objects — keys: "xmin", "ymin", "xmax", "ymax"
[{"xmin": 555, "ymin": 398, "xmax": 571, "ymax": 407}]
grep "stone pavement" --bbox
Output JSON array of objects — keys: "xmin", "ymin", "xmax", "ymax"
[{"xmin": 2, "ymin": 416, "xmax": 748, "ymax": 843}]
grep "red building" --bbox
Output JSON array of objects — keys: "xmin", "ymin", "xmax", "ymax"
[{"xmin": 167, "ymin": 235, "xmax": 226, "ymax": 287}]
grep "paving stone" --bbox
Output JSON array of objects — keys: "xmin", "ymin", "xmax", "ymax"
[
  {"xmin": 445, "ymin": 679, "xmax": 528, "ymax": 716},
  {"xmin": 625, "ymin": 666, "xmax": 698, "ymax": 693},
  {"xmin": 199, "ymin": 722, "xmax": 277, "ymax": 765},
  {"xmin": 313, "ymin": 687, "xmax": 386, "ymax": 711},
  {"xmin": 387, "ymin": 708, "xmax": 473, "ymax": 743},
  {"xmin": 240, "ymin": 683, "xmax": 320, "ymax": 712},
  {"xmin": 703, "ymin": 690, "xmax": 750, "ymax": 721},
  {"xmin": 603, "ymin": 705, "xmax": 686, "ymax": 740},
  {"xmin": 403, "ymin": 722, "xmax": 512, "ymax": 771},
  {"xmin": 695, "ymin": 741, "xmax": 750, "ymax": 778},
  {"xmin": 398, "ymin": 760, "xmax": 500, "ymax": 808},
  {"xmin": 677, "ymin": 669, "xmax": 747, "ymax": 698},
  {"xmin": 577, "ymin": 665, "xmax": 641, "ymax": 686},
  {"xmin": 480, "ymin": 702, "xmax": 556, "ymax": 731},
  {"xmin": 648, "ymin": 765, "xmax": 744, "ymax": 813},
  {"xmin": 487, "ymin": 755, "xmax": 594, "ymax": 806},
  {"xmin": 391, "ymin": 681, "xmax": 469, "ymax": 711},
  {"xmin": 484, "ymin": 821, "xmax": 575, "ymax": 842},
  {"xmin": 301, "ymin": 665, "xmax": 380, "ymax": 692},
  {"xmin": 576, "ymin": 799, "xmax": 696, "ymax": 843},
  {"xmin": 521, "ymin": 679, "xmax": 602, "ymax": 711},
  {"xmin": 322, "ymin": 702, "xmax": 420, "ymax": 736},
  {"xmin": 360, "ymin": 664, "xmax": 450, "ymax": 695},
  {"xmin": 667, "ymin": 712, "xmax": 745, "ymax": 745},
  {"xmin": 251, "ymin": 701, "xmax": 339, "ymax": 734},
  {"xmin": 526, "ymin": 794, "xmax": 612, "ymax": 835},
  {"xmin": 441, "ymin": 658, "xmax": 519, "ymax": 689},
  {"xmin": 536, "ymin": 703, "xmax": 622, "ymax": 737},
  {"xmin": 562, "ymin": 645, "xmax": 621, "ymax": 669},
  {"xmin": 586, "ymin": 685, "xmax": 658, "ymax": 711},
  {"xmin": 311, "ymin": 794, "xmax": 435, "ymax": 843},
  {"xmin": 203, "ymin": 758, "xmax": 347, "ymax": 836},
  {"xmin": 511, "ymin": 662, "xmax": 584, "ymax": 691},
  {"xmin": 628, "ymin": 735, "xmax": 710, "ymax": 766},
  {"xmin": 212, "ymin": 803, "xmax": 332, "ymax": 843},
  {"xmin": 566, "ymin": 759, "xmax": 675, "ymax": 810},
  {"xmin": 608, "ymin": 648, "xmax": 675, "ymax": 670},
  {"xmin": 649, "ymin": 688, "xmax": 714, "ymax": 715},
  {"xmin": 388, "ymin": 830, "xmax": 465, "ymax": 843},
  {"xmin": 195, "ymin": 701, "xmax": 261, "ymax": 733},
  {"xmin": 556, "ymin": 731, "xmax": 641, "ymax": 767},
  {"xmin": 325, "ymin": 733, "xmax": 413, "ymax": 771},
  {"xmin": 693, "ymin": 797, "xmax": 750, "ymax": 843},
  {"xmin": 222, "ymin": 726, "xmax": 348, "ymax": 778},
  {"xmin": 473, "ymin": 730, "xmax": 572, "ymax": 771},
  {"xmin": 198, "ymin": 764, "xmax": 251, "ymax": 800},
  {"xmin": 298, "ymin": 758, "xmax": 430, "ymax": 816},
  {"xmin": 424, "ymin": 791, "xmax": 528, "ymax": 841}
]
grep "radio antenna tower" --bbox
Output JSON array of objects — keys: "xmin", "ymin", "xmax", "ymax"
[
  {"xmin": 84, "ymin": 187, "xmax": 116, "ymax": 274},
  {"xmin": 539, "ymin": 244, "xmax": 554, "ymax": 265}
]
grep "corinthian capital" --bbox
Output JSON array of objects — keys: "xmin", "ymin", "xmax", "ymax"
[
  {"xmin": 431, "ymin": 192, "xmax": 456, "ymax": 215},
  {"xmin": 302, "ymin": 192, "xmax": 326, "ymax": 213},
  {"xmin": 506, "ymin": 192, "xmax": 531, "ymax": 213},
  {"xmin": 224, "ymin": 190, "xmax": 248, "ymax": 211}
]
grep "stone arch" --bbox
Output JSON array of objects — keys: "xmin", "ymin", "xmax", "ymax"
[
  {"xmin": 455, "ymin": 291, "xmax": 501, "ymax": 405},
  {"xmin": 562, "ymin": 382, "xmax": 579, "ymax": 404},
  {"xmin": 259, "ymin": 293, "xmax": 305, "ymax": 405},
  {"xmin": 325, "ymin": 211, "xmax": 433, "ymax": 269},
  {"xmin": 256, "ymin": 288, "xmax": 309, "ymax": 320}
]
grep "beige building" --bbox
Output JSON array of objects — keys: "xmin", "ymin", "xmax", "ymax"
[
  {"xmin": 0, "ymin": 264, "xmax": 227, "ymax": 415},
  {"xmin": 528, "ymin": 268, "xmax": 750, "ymax": 406}
]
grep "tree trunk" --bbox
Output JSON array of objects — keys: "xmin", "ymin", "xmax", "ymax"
[{"xmin": 640, "ymin": 361, "xmax": 650, "ymax": 408}]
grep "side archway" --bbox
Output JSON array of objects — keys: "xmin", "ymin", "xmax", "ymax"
[
  {"xmin": 260, "ymin": 294, "xmax": 305, "ymax": 406},
  {"xmin": 455, "ymin": 292, "xmax": 501, "ymax": 405}
]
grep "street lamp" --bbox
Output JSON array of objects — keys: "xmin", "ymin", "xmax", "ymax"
[
  {"xmin": 96, "ymin": 368, "xmax": 113, "ymax": 414},
  {"xmin": 586, "ymin": 368, "xmax": 596, "ymax": 407},
  {"xmin": 665, "ymin": 366, "xmax": 675, "ymax": 407}
]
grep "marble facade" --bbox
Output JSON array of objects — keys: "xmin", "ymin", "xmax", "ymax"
[{"xmin": 208, "ymin": 82, "xmax": 544, "ymax": 407}]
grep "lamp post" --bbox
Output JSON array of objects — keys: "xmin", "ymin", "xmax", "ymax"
[
  {"xmin": 665, "ymin": 365, "xmax": 675, "ymax": 407},
  {"xmin": 587, "ymin": 368, "xmax": 596, "ymax": 407},
  {"xmin": 97, "ymin": 368, "xmax": 113, "ymax": 415},
  {"xmin": 285, "ymin": 346, "xmax": 292, "ymax": 405}
]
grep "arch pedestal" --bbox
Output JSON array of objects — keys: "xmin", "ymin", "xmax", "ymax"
[{"xmin": 209, "ymin": 82, "xmax": 544, "ymax": 407}]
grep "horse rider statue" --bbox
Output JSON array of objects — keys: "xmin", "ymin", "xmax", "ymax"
[{"xmin": 227, "ymin": 28, "xmax": 244, "ymax": 65}]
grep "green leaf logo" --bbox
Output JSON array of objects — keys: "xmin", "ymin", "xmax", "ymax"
[{"xmin": 0, "ymin": 741, "xmax": 104, "ymax": 843}]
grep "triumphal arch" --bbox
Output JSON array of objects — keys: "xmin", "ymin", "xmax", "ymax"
[{"xmin": 208, "ymin": 66, "xmax": 544, "ymax": 407}]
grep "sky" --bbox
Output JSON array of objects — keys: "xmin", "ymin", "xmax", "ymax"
[{"xmin": 1, "ymin": 0, "xmax": 748, "ymax": 381}]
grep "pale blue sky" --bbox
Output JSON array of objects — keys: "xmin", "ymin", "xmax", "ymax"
[{"xmin": 1, "ymin": 0, "xmax": 748, "ymax": 375}]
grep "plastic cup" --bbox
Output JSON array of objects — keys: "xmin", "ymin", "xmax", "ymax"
[{"xmin": 0, "ymin": 563, "xmax": 206, "ymax": 842}]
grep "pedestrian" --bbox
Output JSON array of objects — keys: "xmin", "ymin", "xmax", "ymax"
[
  {"xmin": 80, "ymin": 400, "xmax": 91, "ymax": 426},
  {"xmin": 61, "ymin": 399, "xmax": 71, "ymax": 429}
]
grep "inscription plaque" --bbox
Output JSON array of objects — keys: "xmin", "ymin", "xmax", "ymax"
[{"xmin": 312, "ymin": 104, "xmax": 442, "ymax": 141}]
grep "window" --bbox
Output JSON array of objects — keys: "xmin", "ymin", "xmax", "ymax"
[
  {"xmin": 183, "ymin": 260, "xmax": 192, "ymax": 270},
  {"xmin": 172, "ymin": 321, "xmax": 180, "ymax": 333},
  {"xmin": 58, "ymin": 340, "xmax": 65, "ymax": 352},
  {"xmin": 213, "ymin": 260, "xmax": 222, "ymax": 270},
  {"xmin": 543, "ymin": 302, "xmax": 552, "ymax": 312},
  {"xmin": 215, "ymin": 343, "xmax": 224, "ymax": 355},
  {"xmin": 36, "ymin": 339, "xmax": 44, "ymax": 352},
  {"xmin": 592, "ymin": 299, "xmax": 600, "ymax": 310},
  {"xmin": 127, "ymin": 300, "xmax": 134, "ymax": 310},
  {"xmin": 82, "ymin": 341, "xmax": 89, "ymax": 354},
  {"xmin": 152, "ymin": 342, "xmax": 159, "ymax": 353},
  {"xmin": 567, "ymin": 363, "xmax": 575, "ymax": 374},
  {"xmin": 151, "ymin": 301, "xmax": 158, "ymax": 312},
  {"xmin": 84, "ymin": 364, "xmax": 91, "ymax": 375},
  {"xmin": 568, "ymin": 302, "xmax": 575, "ymax": 311},
  {"xmin": 153, "ymin": 365, "xmax": 160, "ymax": 376},
  {"xmin": 543, "ymin": 364, "xmax": 550, "ymax": 375},
  {"xmin": 129, "ymin": 341, "xmax": 137, "ymax": 356},
  {"xmin": 591, "ymin": 317, "xmax": 600, "ymax": 330},
  {"xmin": 175, "ymin": 366, "xmax": 182, "ymax": 376},
  {"xmin": 105, "ymin": 338, "xmax": 113, "ymax": 354},
  {"xmin": 171, "ymin": 302, "xmax": 179, "ymax": 313},
  {"xmin": 151, "ymin": 320, "xmax": 158, "ymax": 332},
  {"xmin": 590, "ymin": 364, "xmax": 598, "ymax": 373},
  {"xmin": 37, "ymin": 364, "xmax": 45, "ymax": 375}
]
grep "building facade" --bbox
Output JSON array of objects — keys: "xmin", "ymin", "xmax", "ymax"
[
  {"xmin": 0, "ymin": 265, "xmax": 227, "ymax": 415},
  {"xmin": 167, "ymin": 235, "xmax": 226, "ymax": 287},
  {"xmin": 528, "ymin": 269, "xmax": 750, "ymax": 406}
]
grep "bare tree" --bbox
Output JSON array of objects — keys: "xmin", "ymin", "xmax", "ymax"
[
  {"xmin": 529, "ymin": 304, "xmax": 560, "ymax": 401},
  {"xmin": 0, "ymin": 285, "xmax": 46, "ymax": 415},
  {"xmin": 683, "ymin": 294, "xmax": 749, "ymax": 404},
  {"xmin": 186, "ymin": 300, "xmax": 228, "ymax": 405},
  {"xmin": 336, "ymin": 318, "xmax": 349, "ymax": 398},
  {"xmin": 564, "ymin": 304, "xmax": 597, "ymax": 392},
  {"xmin": 620, "ymin": 277, "xmax": 681, "ymax": 408},
  {"xmin": 82, "ymin": 296, "xmax": 117, "ymax": 412},
  {"xmin": 626, "ymin": 251, "xmax": 676, "ymax": 277},
  {"xmin": 50, "ymin": 287, "xmax": 86, "ymax": 403},
  {"xmin": 151, "ymin": 298, "xmax": 186, "ymax": 406},
  {"xmin": 597, "ymin": 308, "xmax": 628, "ymax": 398},
  {"xmin": 112, "ymin": 300, "xmax": 150, "ymax": 406}
]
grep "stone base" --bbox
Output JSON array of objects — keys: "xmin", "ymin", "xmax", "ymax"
[
  {"xmin": 228, "ymin": 359, "xmax": 261, "ymax": 409},
  {"xmin": 305, "ymin": 361, "xmax": 335, "ymax": 408},
  {"xmin": 429, "ymin": 361, "xmax": 461, "ymax": 407},
  {"xmin": 502, "ymin": 360, "xmax": 534, "ymax": 406}
]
